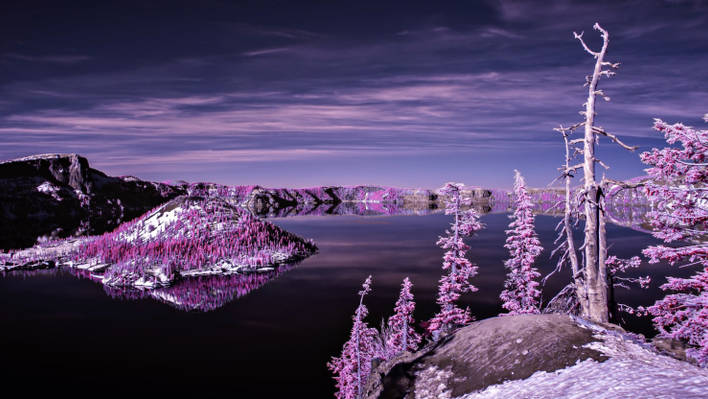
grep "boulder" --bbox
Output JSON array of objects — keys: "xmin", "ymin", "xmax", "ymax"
[
  {"xmin": 364, "ymin": 314, "xmax": 708, "ymax": 398},
  {"xmin": 365, "ymin": 314, "xmax": 608, "ymax": 398}
]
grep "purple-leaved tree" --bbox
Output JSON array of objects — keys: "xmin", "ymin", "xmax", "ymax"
[
  {"xmin": 328, "ymin": 276, "xmax": 378, "ymax": 399},
  {"xmin": 427, "ymin": 182, "xmax": 483, "ymax": 339},
  {"xmin": 382, "ymin": 277, "xmax": 421, "ymax": 358},
  {"xmin": 500, "ymin": 170, "xmax": 543, "ymax": 315},
  {"xmin": 639, "ymin": 116, "xmax": 708, "ymax": 367}
]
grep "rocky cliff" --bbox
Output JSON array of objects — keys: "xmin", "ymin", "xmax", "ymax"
[
  {"xmin": 183, "ymin": 183, "xmax": 496, "ymax": 217},
  {"xmin": 0, "ymin": 153, "xmax": 183, "ymax": 249}
]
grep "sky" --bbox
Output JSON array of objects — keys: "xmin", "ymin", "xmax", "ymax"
[{"xmin": 1, "ymin": 0, "xmax": 707, "ymax": 189}]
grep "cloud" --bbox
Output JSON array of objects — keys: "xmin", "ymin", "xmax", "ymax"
[
  {"xmin": 480, "ymin": 27, "xmax": 525, "ymax": 39},
  {"xmin": 1, "ymin": 2, "xmax": 706, "ymax": 186},
  {"xmin": 242, "ymin": 47, "xmax": 294, "ymax": 57},
  {"xmin": 3, "ymin": 53, "xmax": 92, "ymax": 64},
  {"xmin": 96, "ymin": 148, "xmax": 345, "ymax": 166},
  {"xmin": 239, "ymin": 25, "xmax": 323, "ymax": 40}
]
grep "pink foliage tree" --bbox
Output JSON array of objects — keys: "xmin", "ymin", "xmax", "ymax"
[
  {"xmin": 639, "ymin": 116, "xmax": 708, "ymax": 366},
  {"xmin": 382, "ymin": 277, "xmax": 421, "ymax": 358},
  {"xmin": 500, "ymin": 170, "xmax": 543, "ymax": 315},
  {"xmin": 427, "ymin": 182, "xmax": 483, "ymax": 339},
  {"xmin": 328, "ymin": 276, "xmax": 378, "ymax": 399}
]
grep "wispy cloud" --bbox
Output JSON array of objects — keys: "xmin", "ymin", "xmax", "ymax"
[
  {"xmin": 240, "ymin": 25, "xmax": 323, "ymax": 40},
  {"xmin": 3, "ymin": 53, "xmax": 92, "ymax": 64},
  {"xmin": 96, "ymin": 148, "xmax": 345, "ymax": 166},
  {"xmin": 1, "ymin": 1, "xmax": 706, "ymax": 187},
  {"xmin": 480, "ymin": 27, "xmax": 525, "ymax": 39},
  {"xmin": 242, "ymin": 47, "xmax": 294, "ymax": 57}
]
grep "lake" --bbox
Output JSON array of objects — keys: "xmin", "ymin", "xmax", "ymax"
[{"xmin": 0, "ymin": 211, "xmax": 679, "ymax": 396}]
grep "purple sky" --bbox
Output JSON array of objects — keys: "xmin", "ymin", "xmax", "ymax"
[{"xmin": 1, "ymin": 0, "xmax": 707, "ymax": 189}]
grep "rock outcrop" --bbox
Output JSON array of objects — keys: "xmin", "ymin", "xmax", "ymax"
[
  {"xmin": 0, "ymin": 153, "xmax": 183, "ymax": 249},
  {"xmin": 365, "ymin": 314, "xmax": 606, "ymax": 398},
  {"xmin": 364, "ymin": 314, "xmax": 708, "ymax": 399}
]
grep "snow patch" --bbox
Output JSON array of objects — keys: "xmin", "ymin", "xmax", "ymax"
[
  {"xmin": 458, "ymin": 320, "xmax": 708, "ymax": 399},
  {"xmin": 118, "ymin": 203, "xmax": 188, "ymax": 243},
  {"xmin": 416, "ymin": 365, "xmax": 454, "ymax": 399},
  {"xmin": 36, "ymin": 181, "xmax": 63, "ymax": 201}
]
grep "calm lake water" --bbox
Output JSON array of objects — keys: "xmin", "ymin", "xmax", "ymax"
[{"xmin": 0, "ymin": 212, "xmax": 680, "ymax": 396}]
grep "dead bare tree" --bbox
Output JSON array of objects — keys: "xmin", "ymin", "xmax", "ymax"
[
  {"xmin": 554, "ymin": 23, "xmax": 638, "ymax": 323},
  {"xmin": 547, "ymin": 123, "xmax": 586, "ymax": 314}
]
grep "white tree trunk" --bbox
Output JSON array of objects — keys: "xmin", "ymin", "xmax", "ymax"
[
  {"xmin": 561, "ymin": 133, "xmax": 588, "ymax": 314},
  {"xmin": 576, "ymin": 23, "xmax": 611, "ymax": 323}
]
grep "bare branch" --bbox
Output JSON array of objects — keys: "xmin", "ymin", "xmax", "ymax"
[
  {"xmin": 567, "ymin": 162, "xmax": 584, "ymax": 172},
  {"xmin": 592, "ymin": 127, "xmax": 638, "ymax": 151},
  {"xmin": 595, "ymin": 158, "xmax": 610, "ymax": 169},
  {"xmin": 554, "ymin": 121, "xmax": 585, "ymax": 135},
  {"xmin": 593, "ymin": 22, "xmax": 609, "ymax": 40},
  {"xmin": 678, "ymin": 160, "xmax": 708, "ymax": 167},
  {"xmin": 593, "ymin": 90, "xmax": 610, "ymax": 101},
  {"xmin": 573, "ymin": 31, "xmax": 600, "ymax": 57},
  {"xmin": 601, "ymin": 178, "xmax": 645, "ymax": 190},
  {"xmin": 555, "ymin": 218, "xmax": 565, "ymax": 231}
]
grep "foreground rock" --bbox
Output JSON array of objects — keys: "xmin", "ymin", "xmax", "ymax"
[
  {"xmin": 365, "ymin": 314, "xmax": 708, "ymax": 399},
  {"xmin": 0, "ymin": 153, "xmax": 183, "ymax": 249}
]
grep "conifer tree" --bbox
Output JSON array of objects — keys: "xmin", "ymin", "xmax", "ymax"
[
  {"xmin": 328, "ymin": 276, "xmax": 378, "ymax": 399},
  {"xmin": 500, "ymin": 171, "xmax": 543, "ymax": 315},
  {"xmin": 427, "ymin": 182, "xmax": 483, "ymax": 339},
  {"xmin": 384, "ymin": 277, "xmax": 421, "ymax": 357},
  {"xmin": 639, "ymin": 116, "xmax": 708, "ymax": 366}
]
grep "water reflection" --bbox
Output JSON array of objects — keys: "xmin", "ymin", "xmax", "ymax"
[
  {"xmin": 103, "ymin": 265, "xmax": 295, "ymax": 312},
  {"xmin": 1, "ymin": 188, "xmax": 654, "ymax": 313},
  {"xmin": 0, "ymin": 210, "xmax": 681, "ymax": 398}
]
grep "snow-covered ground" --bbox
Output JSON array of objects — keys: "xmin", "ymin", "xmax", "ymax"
[
  {"xmin": 117, "ymin": 202, "xmax": 188, "ymax": 243},
  {"xmin": 36, "ymin": 181, "xmax": 63, "ymax": 201},
  {"xmin": 459, "ymin": 320, "xmax": 708, "ymax": 399}
]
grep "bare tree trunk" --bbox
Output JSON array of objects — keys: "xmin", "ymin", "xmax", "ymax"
[
  {"xmin": 585, "ymin": 186, "xmax": 609, "ymax": 322},
  {"xmin": 356, "ymin": 297, "xmax": 364, "ymax": 398},
  {"xmin": 576, "ymin": 23, "xmax": 610, "ymax": 323},
  {"xmin": 565, "ymin": 24, "xmax": 635, "ymax": 323},
  {"xmin": 561, "ymin": 133, "xmax": 588, "ymax": 315},
  {"xmin": 452, "ymin": 194, "xmax": 459, "ymax": 275},
  {"xmin": 402, "ymin": 315, "xmax": 408, "ymax": 351}
]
